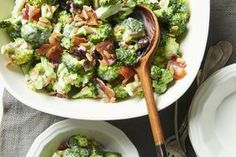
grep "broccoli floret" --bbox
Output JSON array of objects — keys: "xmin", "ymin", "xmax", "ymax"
[
  {"xmin": 63, "ymin": 147, "xmax": 90, "ymax": 157},
  {"xmin": 168, "ymin": 12, "xmax": 190, "ymax": 36},
  {"xmin": 88, "ymin": 24, "xmax": 113, "ymax": 43},
  {"xmin": 154, "ymin": 0, "xmax": 190, "ymax": 37},
  {"xmin": 55, "ymin": 63, "xmax": 82, "ymax": 94},
  {"xmin": 27, "ymin": 0, "xmax": 57, "ymax": 6},
  {"xmin": 72, "ymin": 83, "xmax": 97, "ymax": 98},
  {"xmin": 90, "ymin": 146, "xmax": 104, "ymax": 157},
  {"xmin": 73, "ymin": 0, "xmax": 92, "ymax": 6},
  {"xmin": 97, "ymin": 63, "xmax": 120, "ymax": 82},
  {"xmin": 116, "ymin": 48, "xmax": 138, "ymax": 66},
  {"xmin": 61, "ymin": 37, "xmax": 72, "ymax": 49},
  {"xmin": 21, "ymin": 22, "xmax": 52, "ymax": 47},
  {"xmin": 1, "ymin": 39, "xmax": 33, "ymax": 65},
  {"xmin": 57, "ymin": 11, "xmax": 72, "ymax": 27},
  {"xmin": 104, "ymin": 152, "xmax": 122, "ymax": 157},
  {"xmin": 27, "ymin": 58, "xmax": 56, "ymax": 90},
  {"xmin": 99, "ymin": 0, "xmax": 119, "ymax": 6},
  {"xmin": 151, "ymin": 66, "xmax": 173, "ymax": 94},
  {"xmin": 61, "ymin": 52, "xmax": 85, "ymax": 72},
  {"xmin": 68, "ymin": 135, "xmax": 89, "ymax": 147},
  {"xmin": 41, "ymin": 4, "xmax": 59, "ymax": 19},
  {"xmin": 136, "ymin": 0, "xmax": 156, "ymax": 9},
  {"xmin": 113, "ymin": 86, "xmax": 129, "ymax": 99},
  {"xmin": 114, "ymin": 0, "xmax": 136, "ymax": 21},
  {"xmin": 0, "ymin": 18, "xmax": 22, "ymax": 39},
  {"xmin": 0, "ymin": 20, "xmax": 11, "ymax": 28},
  {"xmin": 114, "ymin": 18, "xmax": 145, "ymax": 43},
  {"xmin": 157, "ymin": 34, "xmax": 180, "ymax": 59},
  {"xmin": 95, "ymin": 2, "xmax": 123, "ymax": 21}
]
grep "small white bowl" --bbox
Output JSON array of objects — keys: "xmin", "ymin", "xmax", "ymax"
[{"xmin": 26, "ymin": 119, "xmax": 139, "ymax": 157}]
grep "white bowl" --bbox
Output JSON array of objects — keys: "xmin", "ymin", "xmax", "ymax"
[
  {"xmin": 26, "ymin": 119, "xmax": 139, "ymax": 157},
  {"xmin": 0, "ymin": 0, "xmax": 210, "ymax": 120}
]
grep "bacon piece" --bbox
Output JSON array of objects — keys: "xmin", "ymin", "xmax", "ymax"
[
  {"xmin": 36, "ymin": 33, "xmax": 63, "ymax": 63},
  {"xmin": 22, "ymin": 3, "xmax": 41, "ymax": 21},
  {"xmin": 96, "ymin": 78, "xmax": 116, "ymax": 101},
  {"xmin": 72, "ymin": 36, "xmax": 88, "ymax": 46},
  {"xmin": 167, "ymin": 55, "xmax": 187, "ymax": 80},
  {"xmin": 118, "ymin": 66, "xmax": 135, "ymax": 85},
  {"xmin": 96, "ymin": 39, "xmax": 116, "ymax": 65}
]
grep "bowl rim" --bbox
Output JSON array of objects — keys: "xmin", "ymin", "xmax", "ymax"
[
  {"xmin": 26, "ymin": 119, "xmax": 139, "ymax": 157},
  {"xmin": 0, "ymin": 0, "xmax": 210, "ymax": 120}
]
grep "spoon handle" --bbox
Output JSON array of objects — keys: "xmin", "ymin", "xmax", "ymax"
[{"xmin": 137, "ymin": 67, "xmax": 168, "ymax": 157}]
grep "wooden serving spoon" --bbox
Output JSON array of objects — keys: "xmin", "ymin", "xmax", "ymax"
[{"xmin": 132, "ymin": 5, "xmax": 168, "ymax": 157}]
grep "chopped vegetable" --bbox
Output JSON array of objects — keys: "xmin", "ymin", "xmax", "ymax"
[
  {"xmin": 52, "ymin": 134, "xmax": 121, "ymax": 157},
  {"xmin": 0, "ymin": 0, "xmax": 190, "ymax": 101}
]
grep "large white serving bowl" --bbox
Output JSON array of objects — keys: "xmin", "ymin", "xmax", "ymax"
[
  {"xmin": 26, "ymin": 119, "xmax": 139, "ymax": 157},
  {"xmin": 0, "ymin": 0, "xmax": 210, "ymax": 120}
]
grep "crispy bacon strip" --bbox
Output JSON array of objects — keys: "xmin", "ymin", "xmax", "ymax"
[
  {"xmin": 167, "ymin": 55, "xmax": 187, "ymax": 80},
  {"xmin": 96, "ymin": 78, "xmax": 116, "ymax": 101},
  {"xmin": 118, "ymin": 66, "xmax": 135, "ymax": 85},
  {"xmin": 22, "ymin": 3, "xmax": 41, "ymax": 21},
  {"xmin": 96, "ymin": 39, "xmax": 116, "ymax": 65},
  {"xmin": 36, "ymin": 33, "xmax": 63, "ymax": 63},
  {"xmin": 72, "ymin": 36, "xmax": 88, "ymax": 46}
]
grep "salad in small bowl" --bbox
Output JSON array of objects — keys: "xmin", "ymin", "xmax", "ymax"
[{"xmin": 26, "ymin": 119, "xmax": 139, "ymax": 157}]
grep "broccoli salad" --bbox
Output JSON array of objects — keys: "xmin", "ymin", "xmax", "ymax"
[
  {"xmin": 52, "ymin": 134, "xmax": 121, "ymax": 157},
  {"xmin": 0, "ymin": 0, "xmax": 190, "ymax": 102}
]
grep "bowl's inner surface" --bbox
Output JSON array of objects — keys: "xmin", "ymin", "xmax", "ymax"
[{"xmin": 0, "ymin": 0, "xmax": 210, "ymax": 120}]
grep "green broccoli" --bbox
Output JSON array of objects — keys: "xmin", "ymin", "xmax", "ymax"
[
  {"xmin": 99, "ymin": 0, "xmax": 119, "ymax": 6},
  {"xmin": 95, "ymin": 2, "xmax": 123, "ymax": 21},
  {"xmin": 88, "ymin": 24, "xmax": 113, "ymax": 43},
  {"xmin": 151, "ymin": 66, "xmax": 173, "ymax": 94},
  {"xmin": 136, "ymin": 0, "xmax": 156, "ymax": 9},
  {"xmin": 63, "ymin": 147, "xmax": 90, "ymax": 157},
  {"xmin": 153, "ymin": 0, "xmax": 190, "ymax": 37},
  {"xmin": 57, "ymin": 11, "xmax": 72, "ymax": 27},
  {"xmin": 55, "ymin": 63, "xmax": 83, "ymax": 94},
  {"xmin": 61, "ymin": 52, "xmax": 85, "ymax": 72},
  {"xmin": 61, "ymin": 37, "xmax": 72, "ymax": 49},
  {"xmin": 115, "ymin": 48, "xmax": 138, "ymax": 66},
  {"xmin": 0, "ymin": 18, "xmax": 22, "ymax": 39},
  {"xmin": 157, "ymin": 34, "xmax": 180, "ymax": 59},
  {"xmin": 68, "ymin": 135, "xmax": 89, "ymax": 147},
  {"xmin": 90, "ymin": 146, "xmax": 104, "ymax": 157},
  {"xmin": 72, "ymin": 83, "xmax": 97, "ymax": 98},
  {"xmin": 97, "ymin": 63, "xmax": 120, "ymax": 82},
  {"xmin": 21, "ymin": 22, "xmax": 52, "ymax": 47},
  {"xmin": 104, "ymin": 152, "xmax": 122, "ymax": 157},
  {"xmin": 73, "ymin": 0, "xmax": 92, "ymax": 6},
  {"xmin": 1, "ymin": 39, "xmax": 33, "ymax": 65},
  {"xmin": 27, "ymin": 57, "xmax": 56, "ymax": 90},
  {"xmin": 114, "ymin": 18, "xmax": 145, "ymax": 43},
  {"xmin": 113, "ymin": 86, "xmax": 129, "ymax": 99},
  {"xmin": 168, "ymin": 12, "xmax": 190, "ymax": 37},
  {"xmin": 27, "ymin": 0, "xmax": 57, "ymax": 6},
  {"xmin": 114, "ymin": 0, "xmax": 136, "ymax": 21}
]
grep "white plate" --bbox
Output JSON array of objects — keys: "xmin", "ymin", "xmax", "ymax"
[
  {"xmin": 0, "ymin": 0, "xmax": 210, "ymax": 120},
  {"xmin": 189, "ymin": 64, "xmax": 236, "ymax": 157},
  {"xmin": 26, "ymin": 119, "xmax": 139, "ymax": 157}
]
